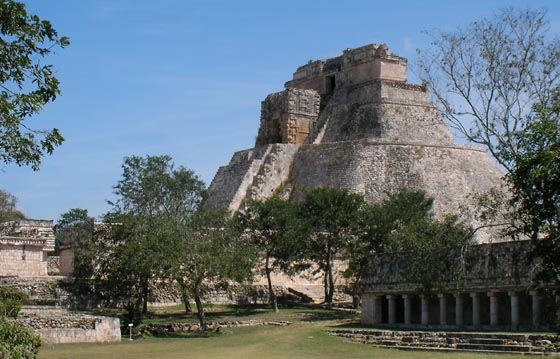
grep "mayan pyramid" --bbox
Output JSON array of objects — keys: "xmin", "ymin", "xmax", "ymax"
[{"xmin": 206, "ymin": 43, "xmax": 504, "ymax": 242}]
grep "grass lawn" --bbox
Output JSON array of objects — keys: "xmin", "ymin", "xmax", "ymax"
[{"xmin": 39, "ymin": 305, "xmax": 524, "ymax": 359}]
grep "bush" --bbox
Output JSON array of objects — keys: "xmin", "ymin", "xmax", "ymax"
[
  {"xmin": 0, "ymin": 283, "xmax": 28, "ymax": 318},
  {"xmin": 0, "ymin": 319, "xmax": 41, "ymax": 359}
]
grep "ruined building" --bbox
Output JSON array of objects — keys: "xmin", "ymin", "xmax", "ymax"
[
  {"xmin": 207, "ymin": 44, "xmax": 556, "ymax": 330},
  {"xmin": 0, "ymin": 220, "xmax": 55, "ymax": 276},
  {"xmin": 207, "ymin": 43, "xmax": 502, "ymax": 239}
]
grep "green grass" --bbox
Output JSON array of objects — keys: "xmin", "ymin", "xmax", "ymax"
[{"xmin": 39, "ymin": 305, "xmax": 525, "ymax": 359}]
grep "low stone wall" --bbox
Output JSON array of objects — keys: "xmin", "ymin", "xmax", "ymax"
[
  {"xmin": 47, "ymin": 256, "xmax": 60, "ymax": 276},
  {"xmin": 0, "ymin": 276, "xmax": 69, "ymax": 305},
  {"xmin": 135, "ymin": 319, "xmax": 291, "ymax": 336},
  {"xmin": 16, "ymin": 306, "xmax": 121, "ymax": 344}
]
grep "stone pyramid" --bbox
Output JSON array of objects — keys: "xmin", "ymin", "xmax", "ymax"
[{"xmin": 206, "ymin": 44, "xmax": 503, "ymax": 242}]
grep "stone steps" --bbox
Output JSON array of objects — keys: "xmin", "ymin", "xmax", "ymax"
[
  {"xmin": 328, "ymin": 329, "xmax": 560, "ymax": 355},
  {"xmin": 374, "ymin": 345, "xmax": 545, "ymax": 356}
]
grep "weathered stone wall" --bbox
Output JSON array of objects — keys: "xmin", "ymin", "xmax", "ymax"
[
  {"xmin": 360, "ymin": 240, "xmax": 536, "ymax": 294},
  {"xmin": 256, "ymin": 88, "xmax": 320, "ymax": 146},
  {"xmin": 286, "ymin": 44, "xmax": 407, "ymax": 94},
  {"xmin": 206, "ymin": 43, "xmax": 505, "ymax": 243},
  {"xmin": 0, "ymin": 244, "xmax": 48, "ymax": 276},
  {"xmin": 206, "ymin": 144, "xmax": 299, "ymax": 212},
  {"xmin": 0, "ymin": 220, "xmax": 55, "ymax": 277},
  {"xmin": 287, "ymin": 141, "xmax": 501, "ymax": 242},
  {"xmin": 58, "ymin": 248, "xmax": 75, "ymax": 277},
  {"xmin": 47, "ymin": 255, "xmax": 60, "ymax": 276},
  {"xmin": 15, "ymin": 306, "xmax": 121, "ymax": 344},
  {"xmin": 0, "ymin": 276, "xmax": 69, "ymax": 305}
]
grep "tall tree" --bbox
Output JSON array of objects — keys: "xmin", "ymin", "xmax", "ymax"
[
  {"xmin": 418, "ymin": 8, "xmax": 560, "ymax": 172},
  {"xmin": 0, "ymin": 189, "xmax": 24, "ymax": 222},
  {"xmin": 0, "ymin": 0, "xmax": 69, "ymax": 170},
  {"xmin": 236, "ymin": 197, "xmax": 309, "ymax": 312},
  {"xmin": 169, "ymin": 210, "xmax": 256, "ymax": 330},
  {"xmin": 301, "ymin": 187, "xmax": 365, "ymax": 304},
  {"xmin": 0, "ymin": 280, "xmax": 41, "ymax": 359},
  {"xmin": 344, "ymin": 190, "xmax": 434, "ymax": 305},
  {"xmin": 505, "ymin": 95, "xmax": 560, "ymax": 286},
  {"xmin": 54, "ymin": 208, "xmax": 94, "ymax": 255},
  {"xmin": 346, "ymin": 190, "xmax": 473, "ymax": 298},
  {"xmin": 74, "ymin": 155, "xmax": 206, "ymax": 321}
]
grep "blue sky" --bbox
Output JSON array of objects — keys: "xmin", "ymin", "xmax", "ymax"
[{"xmin": 3, "ymin": 0, "xmax": 560, "ymax": 221}]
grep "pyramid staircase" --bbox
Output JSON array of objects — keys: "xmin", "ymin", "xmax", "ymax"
[{"xmin": 328, "ymin": 329, "xmax": 560, "ymax": 355}]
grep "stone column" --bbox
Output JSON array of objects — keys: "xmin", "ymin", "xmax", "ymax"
[
  {"xmin": 387, "ymin": 295, "xmax": 396, "ymax": 325},
  {"xmin": 530, "ymin": 291, "xmax": 540, "ymax": 327},
  {"xmin": 373, "ymin": 295, "xmax": 383, "ymax": 325},
  {"xmin": 488, "ymin": 291, "xmax": 498, "ymax": 326},
  {"xmin": 421, "ymin": 295, "xmax": 429, "ymax": 325},
  {"xmin": 454, "ymin": 293, "xmax": 464, "ymax": 327},
  {"xmin": 360, "ymin": 293, "xmax": 374, "ymax": 325},
  {"xmin": 470, "ymin": 292, "xmax": 480, "ymax": 327},
  {"xmin": 509, "ymin": 291, "xmax": 519, "ymax": 329},
  {"xmin": 402, "ymin": 294, "xmax": 412, "ymax": 325},
  {"xmin": 438, "ymin": 294, "xmax": 447, "ymax": 325}
]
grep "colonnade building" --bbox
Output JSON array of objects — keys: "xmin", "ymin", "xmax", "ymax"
[{"xmin": 360, "ymin": 240, "xmax": 557, "ymax": 331}]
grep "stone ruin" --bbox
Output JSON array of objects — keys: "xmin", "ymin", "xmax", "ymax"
[
  {"xmin": 206, "ymin": 43, "xmax": 504, "ymax": 242},
  {"xmin": 0, "ymin": 220, "xmax": 55, "ymax": 277},
  {"xmin": 205, "ymin": 43, "xmax": 558, "ymax": 333}
]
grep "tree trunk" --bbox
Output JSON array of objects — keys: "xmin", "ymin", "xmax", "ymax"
[
  {"xmin": 194, "ymin": 294, "xmax": 206, "ymax": 331},
  {"xmin": 325, "ymin": 242, "xmax": 334, "ymax": 305},
  {"xmin": 326, "ymin": 259, "xmax": 334, "ymax": 305},
  {"xmin": 134, "ymin": 288, "xmax": 144, "ymax": 320},
  {"xmin": 265, "ymin": 259, "xmax": 278, "ymax": 312},
  {"xmin": 178, "ymin": 282, "xmax": 193, "ymax": 314},
  {"xmin": 142, "ymin": 286, "xmax": 149, "ymax": 315},
  {"xmin": 352, "ymin": 273, "xmax": 361, "ymax": 309},
  {"xmin": 194, "ymin": 280, "xmax": 207, "ymax": 331}
]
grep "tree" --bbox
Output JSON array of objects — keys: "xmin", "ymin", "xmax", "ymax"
[
  {"xmin": 301, "ymin": 187, "xmax": 365, "ymax": 304},
  {"xmin": 54, "ymin": 208, "xmax": 94, "ymax": 255},
  {"xmin": 236, "ymin": 197, "xmax": 309, "ymax": 312},
  {"xmin": 93, "ymin": 212, "xmax": 174, "ymax": 321},
  {"xmin": 0, "ymin": 281, "xmax": 41, "ymax": 359},
  {"xmin": 0, "ymin": 189, "xmax": 24, "ymax": 222},
  {"xmin": 418, "ymin": 8, "xmax": 560, "ymax": 172},
  {"xmin": 505, "ymin": 95, "xmax": 560, "ymax": 286},
  {"xmin": 387, "ymin": 215, "xmax": 473, "ymax": 294},
  {"xmin": 344, "ymin": 190, "xmax": 434, "ymax": 304},
  {"xmin": 345, "ymin": 190, "xmax": 473, "ymax": 298},
  {"xmin": 0, "ymin": 0, "xmax": 69, "ymax": 170},
  {"xmin": 169, "ymin": 211, "xmax": 256, "ymax": 330},
  {"xmin": 73, "ymin": 155, "xmax": 206, "ymax": 321}
]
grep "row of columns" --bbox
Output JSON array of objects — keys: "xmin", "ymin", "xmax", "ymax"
[{"xmin": 368, "ymin": 290, "xmax": 542, "ymax": 328}]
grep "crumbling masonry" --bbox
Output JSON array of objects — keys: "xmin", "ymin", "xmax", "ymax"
[{"xmin": 206, "ymin": 43, "xmax": 556, "ymax": 330}]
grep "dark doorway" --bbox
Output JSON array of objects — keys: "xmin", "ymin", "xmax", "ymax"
[{"xmin": 325, "ymin": 75, "xmax": 336, "ymax": 94}]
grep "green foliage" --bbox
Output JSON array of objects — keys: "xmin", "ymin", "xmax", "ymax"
[
  {"xmin": 111, "ymin": 155, "xmax": 205, "ymax": 218},
  {"xmin": 344, "ymin": 190, "xmax": 433, "ymax": 284},
  {"xmin": 0, "ymin": 281, "xmax": 39, "ymax": 359},
  {"xmin": 236, "ymin": 197, "xmax": 309, "ymax": 311},
  {"xmin": 505, "ymin": 94, "xmax": 560, "ymax": 286},
  {"xmin": 345, "ymin": 190, "xmax": 473, "ymax": 296},
  {"xmin": 54, "ymin": 208, "xmax": 94, "ymax": 255},
  {"xmin": 0, "ymin": 0, "xmax": 69, "ymax": 170},
  {"xmin": 170, "ymin": 210, "xmax": 257, "ymax": 329},
  {"xmin": 389, "ymin": 215, "xmax": 473, "ymax": 294},
  {"xmin": 0, "ymin": 281, "xmax": 28, "ymax": 318},
  {"xmin": 301, "ymin": 187, "xmax": 365, "ymax": 304},
  {"xmin": 0, "ymin": 319, "xmax": 41, "ymax": 359},
  {"xmin": 0, "ymin": 188, "xmax": 24, "ymax": 222},
  {"xmin": 73, "ymin": 155, "xmax": 206, "ymax": 321}
]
